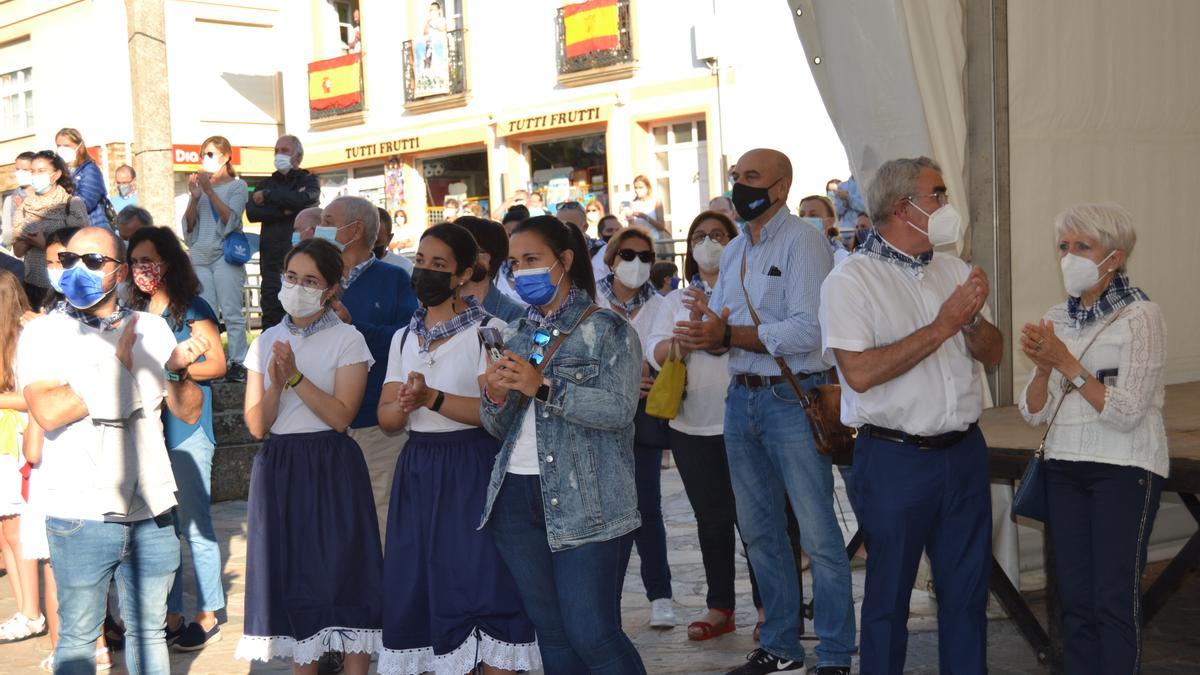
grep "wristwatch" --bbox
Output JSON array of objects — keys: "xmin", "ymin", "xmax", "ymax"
[
  {"xmin": 164, "ymin": 367, "xmax": 188, "ymax": 382},
  {"xmin": 1069, "ymin": 372, "xmax": 1089, "ymax": 390},
  {"xmin": 962, "ymin": 313, "xmax": 982, "ymax": 332}
]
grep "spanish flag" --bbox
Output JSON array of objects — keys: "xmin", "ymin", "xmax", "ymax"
[
  {"xmin": 308, "ymin": 53, "xmax": 363, "ymax": 111},
  {"xmin": 563, "ymin": 0, "xmax": 620, "ymax": 59}
]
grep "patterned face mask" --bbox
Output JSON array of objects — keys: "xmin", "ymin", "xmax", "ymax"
[{"xmin": 132, "ymin": 262, "xmax": 166, "ymax": 295}]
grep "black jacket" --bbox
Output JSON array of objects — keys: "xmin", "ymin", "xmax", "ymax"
[{"xmin": 245, "ymin": 169, "xmax": 321, "ymax": 229}]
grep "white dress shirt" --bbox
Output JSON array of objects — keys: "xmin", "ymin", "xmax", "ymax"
[{"xmin": 820, "ymin": 251, "xmax": 987, "ymax": 436}]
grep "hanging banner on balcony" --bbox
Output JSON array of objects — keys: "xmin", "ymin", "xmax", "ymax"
[
  {"xmin": 309, "ymin": 53, "xmax": 363, "ymax": 114},
  {"xmin": 413, "ymin": 2, "xmax": 451, "ymax": 97},
  {"xmin": 562, "ymin": 0, "xmax": 620, "ymax": 58}
]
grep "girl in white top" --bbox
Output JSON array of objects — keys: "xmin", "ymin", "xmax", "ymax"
[
  {"xmin": 1018, "ymin": 204, "xmax": 1167, "ymax": 674},
  {"xmin": 594, "ymin": 226, "xmax": 677, "ymax": 627},
  {"xmin": 237, "ymin": 238, "xmax": 382, "ymax": 673},
  {"xmin": 375, "ymin": 223, "xmax": 538, "ymax": 675},
  {"xmin": 624, "ymin": 175, "xmax": 670, "ymax": 259}
]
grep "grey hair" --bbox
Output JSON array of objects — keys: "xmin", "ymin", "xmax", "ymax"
[
  {"xmin": 279, "ymin": 135, "xmax": 304, "ymax": 165},
  {"xmin": 115, "ymin": 204, "xmax": 153, "ymax": 228},
  {"xmin": 1054, "ymin": 203, "xmax": 1137, "ymax": 270},
  {"xmin": 332, "ymin": 196, "xmax": 380, "ymax": 243},
  {"xmin": 867, "ymin": 156, "xmax": 942, "ymax": 226}
]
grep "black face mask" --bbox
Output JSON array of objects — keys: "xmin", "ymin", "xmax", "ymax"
[
  {"xmin": 601, "ymin": 232, "xmax": 614, "ymax": 243},
  {"xmin": 410, "ymin": 267, "xmax": 455, "ymax": 307},
  {"xmin": 731, "ymin": 178, "xmax": 782, "ymax": 222},
  {"xmin": 372, "ymin": 245, "xmax": 387, "ymax": 260}
]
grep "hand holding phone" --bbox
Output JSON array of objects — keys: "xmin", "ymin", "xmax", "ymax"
[{"xmin": 479, "ymin": 326, "xmax": 504, "ymax": 362}]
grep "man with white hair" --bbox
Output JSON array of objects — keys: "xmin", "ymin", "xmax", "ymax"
[
  {"xmin": 819, "ymin": 156, "xmax": 1002, "ymax": 673},
  {"xmin": 247, "ymin": 134, "xmax": 320, "ymax": 329},
  {"xmin": 320, "ymin": 196, "xmax": 418, "ymax": 538}
]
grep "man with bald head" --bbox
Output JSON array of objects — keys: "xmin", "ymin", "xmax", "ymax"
[
  {"xmin": 319, "ymin": 196, "xmax": 417, "ymax": 537},
  {"xmin": 18, "ymin": 226, "xmax": 211, "ymax": 673},
  {"xmin": 676, "ymin": 148, "xmax": 853, "ymax": 674},
  {"xmin": 709, "ymin": 194, "xmax": 738, "ymax": 222},
  {"xmin": 247, "ymin": 134, "xmax": 320, "ymax": 328},
  {"xmin": 291, "ymin": 206, "xmax": 322, "ymax": 244}
]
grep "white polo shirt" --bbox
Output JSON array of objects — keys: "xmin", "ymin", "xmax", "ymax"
[{"xmin": 820, "ymin": 252, "xmax": 987, "ymax": 437}]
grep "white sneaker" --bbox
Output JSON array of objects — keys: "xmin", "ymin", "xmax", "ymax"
[{"xmin": 649, "ymin": 598, "xmax": 676, "ymax": 629}]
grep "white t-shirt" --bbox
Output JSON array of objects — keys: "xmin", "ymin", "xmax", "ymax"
[
  {"xmin": 645, "ymin": 287, "xmax": 728, "ymax": 436},
  {"xmin": 245, "ymin": 321, "xmax": 375, "ymax": 435},
  {"xmin": 595, "ymin": 288, "xmax": 663, "ymax": 355},
  {"xmin": 17, "ymin": 311, "xmax": 177, "ymax": 521},
  {"xmin": 382, "ymin": 251, "xmax": 414, "ymax": 274},
  {"xmin": 819, "ymin": 253, "xmax": 989, "ymax": 436},
  {"xmin": 383, "ymin": 317, "xmax": 504, "ymax": 433},
  {"xmin": 507, "ymin": 405, "xmax": 541, "ymax": 475},
  {"xmin": 591, "ymin": 246, "xmax": 610, "ymax": 284}
]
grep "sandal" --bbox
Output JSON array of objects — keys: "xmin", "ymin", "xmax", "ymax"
[
  {"xmin": 687, "ymin": 608, "xmax": 735, "ymax": 641},
  {"xmin": 40, "ymin": 655, "xmax": 54, "ymax": 672}
]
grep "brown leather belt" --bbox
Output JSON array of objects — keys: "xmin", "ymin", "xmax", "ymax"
[{"xmin": 732, "ymin": 373, "xmax": 815, "ymax": 389}]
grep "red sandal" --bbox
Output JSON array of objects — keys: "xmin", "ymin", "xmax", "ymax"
[{"xmin": 687, "ymin": 608, "xmax": 736, "ymax": 641}]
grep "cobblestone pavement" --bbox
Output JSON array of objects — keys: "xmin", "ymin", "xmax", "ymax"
[{"xmin": 2, "ymin": 464, "xmax": 1197, "ymax": 673}]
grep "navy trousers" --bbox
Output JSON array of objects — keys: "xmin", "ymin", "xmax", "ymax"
[
  {"xmin": 857, "ymin": 425, "xmax": 992, "ymax": 675},
  {"xmin": 1046, "ymin": 459, "xmax": 1163, "ymax": 675}
]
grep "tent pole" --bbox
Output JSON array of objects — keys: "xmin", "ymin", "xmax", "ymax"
[{"xmin": 966, "ymin": 0, "xmax": 1012, "ymax": 405}]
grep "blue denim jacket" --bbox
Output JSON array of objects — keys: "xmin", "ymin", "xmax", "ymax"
[{"xmin": 479, "ymin": 291, "xmax": 642, "ymax": 551}]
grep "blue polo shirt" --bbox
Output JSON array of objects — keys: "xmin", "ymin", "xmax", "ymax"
[{"xmin": 341, "ymin": 260, "xmax": 418, "ymax": 428}]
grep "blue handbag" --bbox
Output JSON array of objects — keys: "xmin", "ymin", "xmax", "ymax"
[
  {"xmin": 1011, "ymin": 307, "xmax": 1128, "ymax": 523},
  {"xmin": 223, "ymin": 230, "xmax": 253, "ymax": 265}
]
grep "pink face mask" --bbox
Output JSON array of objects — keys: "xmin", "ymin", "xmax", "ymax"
[{"xmin": 132, "ymin": 262, "xmax": 165, "ymax": 294}]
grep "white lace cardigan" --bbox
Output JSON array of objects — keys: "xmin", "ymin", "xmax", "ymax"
[{"xmin": 1019, "ymin": 300, "xmax": 1169, "ymax": 477}]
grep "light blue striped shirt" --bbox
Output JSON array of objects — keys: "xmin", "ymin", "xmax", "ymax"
[{"xmin": 710, "ymin": 207, "xmax": 833, "ymax": 376}]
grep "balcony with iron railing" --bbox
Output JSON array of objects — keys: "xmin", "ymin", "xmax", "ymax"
[
  {"xmin": 555, "ymin": 0, "xmax": 636, "ymax": 86},
  {"xmin": 403, "ymin": 28, "xmax": 468, "ymax": 113},
  {"xmin": 308, "ymin": 51, "xmax": 366, "ymax": 129}
]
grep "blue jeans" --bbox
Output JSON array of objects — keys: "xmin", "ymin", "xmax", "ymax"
[
  {"xmin": 488, "ymin": 474, "xmax": 646, "ymax": 675},
  {"xmin": 167, "ymin": 428, "xmax": 226, "ymax": 615},
  {"xmin": 724, "ymin": 378, "xmax": 855, "ymax": 666},
  {"xmin": 856, "ymin": 425, "xmax": 991, "ymax": 675},
  {"xmin": 1046, "ymin": 460, "xmax": 1163, "ymax": 675},
  {"xmin": 47, "ymin": 514, "xmax": 179, "ymax": 675},
  {"xmin": 618, "ymin": 444, "xmax": 673, "ymax": 602}
]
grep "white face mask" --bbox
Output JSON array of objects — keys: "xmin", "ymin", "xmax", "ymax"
[
  {"xmin": 906, "ymin": 201, "xmax": 962, "ymax": 247},
  {"xmin": 57, "ymin": 146, "xmax": 76, "ymax": 164},
  {"xmin": 278, "ymin": 279, "xmax": 326, "ymax": 318},
  {"xmin": 586, "ymin": 211, "xmax": 601, "ymax": 225},
  {"xmin": 692, "ymin": 238, "xmax": 725, "ymax": 271},
  {"xmin": 614, "ymin": 259, "xmax": 651, "ymax": 289},
  {"xmin": 14, "ymin": 169, "xmax": 31, "ymax": 187},
  {"xmin": 1060, "ymin": 251, "xmax": 1116, "ymax": 297},
  {"xmin": 201, "ymin": 155, "xmax": 222, "ymax": 174},
  {"xmin": 274, "ymin": 153, "xmax": 293, "ymax": 173},
  {"xmin": 30, "ymin": 173, "xmax": 53, "ymax": 194}
]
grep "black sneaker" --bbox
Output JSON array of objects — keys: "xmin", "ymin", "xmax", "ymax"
[
  {"xmin": 164, "ymin": 620, "xmax": 186, "ymax": 646},
  {"xmin": 173, "ymin": 621, "xmax": 221, "ymax": 652},
  {"xmin": 726, "ymin": 648, "xmax": 806, "ymax": 674},
  {"xmin": 318, "ymin": 651, "xmax": 345, "ymax": 674},
  {"xmin": 224, "ymin": 362, "xmax": 247, "ymax": 383},
  {"xmin": 815, "ymin": 667, "xmax": 850, "ymax": 675}
]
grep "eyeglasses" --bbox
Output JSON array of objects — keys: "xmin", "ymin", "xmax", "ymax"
[
  {"xmin": 58, "ymin": 252, "xmax": 123, "ymax": 271},
  {"xmin": 690, "ymin": 231, "xmax": 729, "ymax": 246},
  {"xmin": 281, "ymin": 272, "xmax": 326, "ymax": 291},
  {"xmin": 908, "ymin": 192, "xmax": 950, "ymax": 207},
  {"xmin": 528, "ymin": 327, "xmax": 553, "ymax": 366},
  {"xmin": 616, "ymin": 249, "xmax": 655, "ymax": 263}
]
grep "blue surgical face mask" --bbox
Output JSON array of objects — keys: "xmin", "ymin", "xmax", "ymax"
[
  {"xmin": 291, "ymin": 231, "xmax": 301, "ymax": 247},
  {"xmin": 60, "ymin": 263, "xmax": 117, "ymax": 309},
  {"xmin": 801, "ymin": 216, "xmax": 825, "ymax": 231},
  {"xmin": 514, "ymin": 260, "xmax": 562, "ymax": 306},
  {"xmin": 314, "ymin": 222, "xmax": 357, "ymax": 252},
  {"xmin": 47, "ymin": 267, "xmax": 65, "ymax": 293}
]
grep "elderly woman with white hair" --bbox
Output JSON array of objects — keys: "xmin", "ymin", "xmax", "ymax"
[{"xmin": 1018, "ymin": 203, "xmax": 1167, "ymax": 675}]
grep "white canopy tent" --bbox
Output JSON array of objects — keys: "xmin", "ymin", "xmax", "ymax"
[{"xmin": 788, "ymin": 0, "xmax": 1200, "ymax": 583}]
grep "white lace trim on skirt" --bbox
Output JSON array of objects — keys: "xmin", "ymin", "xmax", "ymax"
[
  {"xmin": 377, "ymin": 629, "xmax": 541, "ymax": 675},
  {"xmin": 236, "ymin": 626, "xmax": 382, "ymax": 665}
]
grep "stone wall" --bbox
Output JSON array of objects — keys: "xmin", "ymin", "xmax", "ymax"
[{"xmin": 210, "ymin": 381, "xmax": 258, "ymax": 502}]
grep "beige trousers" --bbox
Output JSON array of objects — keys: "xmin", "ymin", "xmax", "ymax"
[{"xmin": 348, "ymin": 424, "xmax": 408, "ymax": 539}]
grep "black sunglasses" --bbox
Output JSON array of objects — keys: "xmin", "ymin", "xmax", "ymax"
[
  {"xmin": 58, "ymin": 252, "xmax": 123, "ymax": 271},
  {"xmin": 616, "ymin": 249, "xmax": 655, "ymax": 264},
  {"xmin": 556, "ymin": 201, "xmax": 583, "ymax": 211}
]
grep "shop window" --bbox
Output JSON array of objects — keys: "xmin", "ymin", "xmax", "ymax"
[
  {"xmin": 418, "ymin": 150, "xmax": 489, "ymax": 223},
  {"xmin": 526, "ymin": 133, "xmax": 608, "ymax": 212},
  {"xmin": 403, "ymin": 0, "xmax": 467, "ymax": 107},
  {"xmin": 555, "ymin": 0, "xmax": 636, "ymax": 87},
  {"xmin": 648, "ymin": 120, "xmax": 709, "ymax": 238}
]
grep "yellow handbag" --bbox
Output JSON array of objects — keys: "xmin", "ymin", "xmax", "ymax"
[{"xmin": 645, "ymin": 340, "xmax": 686, "ymax": 420}]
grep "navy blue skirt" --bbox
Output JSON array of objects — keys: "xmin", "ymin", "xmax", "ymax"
[
  {"xmin": 237, "ymin": 431, "xmax": 383, "ymax": 665},
  {"xmin": 379, "ymin": 428, "xmax": 539, "ymax": 675}
]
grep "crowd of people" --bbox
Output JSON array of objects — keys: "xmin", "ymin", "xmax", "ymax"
[{"xmin": 0, "ymin": 130, "xmax": 1169, "ymax": 675}]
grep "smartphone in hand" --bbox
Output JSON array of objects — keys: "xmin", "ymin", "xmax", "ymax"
[{"xmin": 479, "ymin": 326, "xmax": 504, "ymax": 361}]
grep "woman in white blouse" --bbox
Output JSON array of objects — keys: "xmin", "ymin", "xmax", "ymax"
[
  {"xmin": 238, "ymin": 238, "xmax": 382, "ymax": 673},
  {"xmin": 1019, "ymin": 203, "xmax": 1167, "ymax": 675},
  {"xmin": 183, "ymin": 135, "xmax": 250, "ymax": 379},
  {"xmin": 375, "ymin": 223, "xmax": 537, "ymax": 675},
  {"xmin": 594, "ymin": 226, "xmax": 676, "ymax": 628}
]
